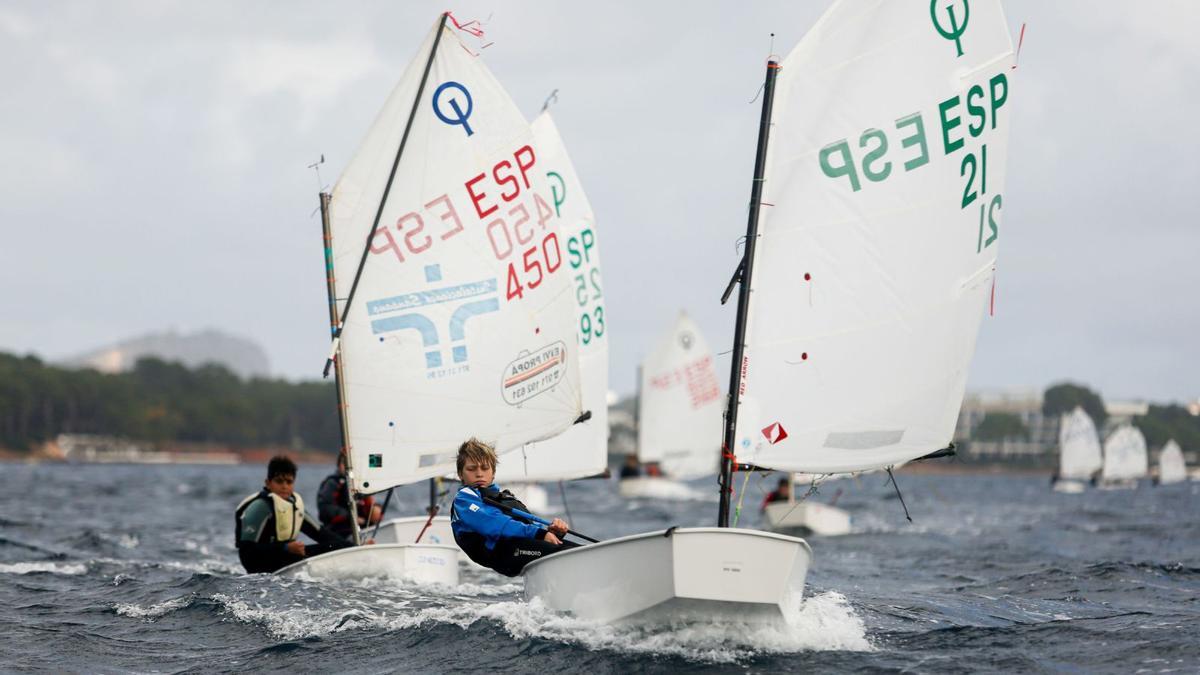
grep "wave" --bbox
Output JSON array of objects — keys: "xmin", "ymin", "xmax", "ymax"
[
  {"xmin": 116, "ymin": 594, "xmax": 195, "ymax": 619},
  {"xmin": 0, "ymin": 561, "xmax": 88, "ymax": 575},
  {"xmin": 206, "ymin": 589, "xmax": 871, "ymax": 662}
]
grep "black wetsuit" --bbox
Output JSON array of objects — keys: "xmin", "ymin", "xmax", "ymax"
[{"xmin": 235, "ymin": 489, "xmax": 353, "ymax": 573}]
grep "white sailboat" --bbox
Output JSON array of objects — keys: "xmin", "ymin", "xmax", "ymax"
[
  {"xmin": 524, "ymin": 0, "xmax": 1016, "ymax": 623},
  {"xmin": 620, "ymin": 312, "xmax": 721, "ymax": 499},
  {"xmin": 1053, "ymin": 407, "xmax": 1102, "ymax": 493},
  {"xmin": 1099, "ymin": 425, "xmax": 1148, "ymax": 489},
  {"xmin": 280, "ymin": 14, "xmax": 583, "ymax": 584},
  {"xmin": 1157, "ymin": 439, "xmax": 1187, "ymax": 485},
  {"xmin": 763, "ymin": 474, "xmax": 853, "ymax": 536}
]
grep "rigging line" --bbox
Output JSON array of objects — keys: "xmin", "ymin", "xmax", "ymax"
[
  {"xmin": 772, "ymin": 474, "xmax": 826, "ymax": 525},
  {"xmin": 541, "ymin": 88, "xmax": 559, "ymax": 113},
  {"xmin": 558, "ymin": 480, "xmax": 573, "ymax": 526},
  {"xmin": 731, "ymin": 469, "xmax": 753, "ymax": 527},
  {"xmin": 886, "ymin": 467, "xmax": 913, "ymax": 522},
  {"xmin": 322, "ymin": 13, "xmax": 449, "ymax": 378},
  {"xmin": 369, "ymin": 488, "xmax": 394, "ymax": 540}
]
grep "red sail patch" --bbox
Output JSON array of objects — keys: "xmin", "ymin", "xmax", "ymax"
[{"xmin": 762, "ymin": 422, "xmax": 788, "ymax": 445}]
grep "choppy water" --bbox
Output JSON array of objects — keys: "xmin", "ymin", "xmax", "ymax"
[{"xmin": 1, "ymin": 463, "xmax": 1197, "ymax": 673}]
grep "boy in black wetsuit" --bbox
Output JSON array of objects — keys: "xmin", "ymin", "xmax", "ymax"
[
  {"xmin": 234, "ymin": 455, "xmax": 357, "ymax": 573},
  {"xmin": 450, "ymin": 438, "xmax": 580, "ymax": 576}
]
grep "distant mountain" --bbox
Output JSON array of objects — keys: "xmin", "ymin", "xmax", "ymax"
[{"xmin": 61, "ymin": 329, "xmax": 270, "ymax": 379}]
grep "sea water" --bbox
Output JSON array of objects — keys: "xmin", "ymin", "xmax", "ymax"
[{"xmin": 0, "ymin": 464, "xmax": 1197, "ymax": 672}]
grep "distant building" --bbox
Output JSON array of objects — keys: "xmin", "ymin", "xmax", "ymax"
[
  {"xmin": 61, "ymin": 328, "xmax": 270, "ymax": 379},
  {"xmin": 955, "ymin": 388, "xmax": 1056, "ymax": 462}
]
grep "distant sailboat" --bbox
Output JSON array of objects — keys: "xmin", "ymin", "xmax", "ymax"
[
  {"xmin": 522, "ymin": 0, "xmax": 1016, "ymax": 623},
  {"xmin": 1053, "ymin": 407, "xmax": 1102, "ymax": 493},
  {"xmin": 282, "ymin": 14, "xmax": 583, "ymax": 583},
  {"xmin": 1157, "ymin": 439, "xmax": 1187, "ymax": 485},
  {"xmin": 620, "ymin": 312, "xmax": 721, "ymax": 499},
  {"xmin": 1100, "ymin": 425, "xmax": 1148, "ymax": 489}
]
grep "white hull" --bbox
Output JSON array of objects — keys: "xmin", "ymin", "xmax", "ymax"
[
  {"xmin": 1052, "ymin": 480, "xmax": 1087, "ymax": 494},
  {"xmin": 617, "ymin": 476, "xmax": 697, "ymax": 500},
  {"xmin": 763, "ymin": 501, "xmax": 852, "ymax": 536},
  {"xmin": 1099, "ymin": 479, "xmax": 1139, "ymax": 491},
  {"xmin": 522, "ymin": 527, "xmax": 811, "ymax": 624},
  {"xmin": 275, "ymin": 543, "xmax": 460, "ymax": 585},
  {"xmin": 374, "ymin": 515, "xmax": 455, "ymax": 547}
]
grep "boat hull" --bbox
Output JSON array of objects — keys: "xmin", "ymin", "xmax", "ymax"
[
  {"xmin": 275, "ymin": 543, "xmax": 460, "ymax": 585},
  {"xmin": 617, "ymin": 476, "xmax": 697, "ymax": 500},
  {"xmin": 522, "ymin": 527, "xmax": 811, "ymax": 624},
  {"xmin": 1052, "ymin": 480, "xmax": 1086, "ymax": 494},
  {"xmin": 763, "ymin": 501, "xmax": 852, "ymax": 536},
  {"xmin": 374, "ymin": 515, "xmax": 455, "ymax": 547}
]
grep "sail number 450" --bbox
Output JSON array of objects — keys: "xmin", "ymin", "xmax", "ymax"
[{"xmin": 505, "ymin": 233, "xmax": 561, "ymax": 301}]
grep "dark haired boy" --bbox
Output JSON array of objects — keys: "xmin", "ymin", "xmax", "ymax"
[
  {"xmin": 450, "ymin": 438, "xmax": 579, "ymax": 577},
  {"xmin": 234, "ymin": 455, "xmax": 356, "ymax": 573}
]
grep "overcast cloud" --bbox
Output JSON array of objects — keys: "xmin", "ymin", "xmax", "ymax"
[{"xmin": 0, "ymin": 1, "xmax": 1196, "ymax": 404}]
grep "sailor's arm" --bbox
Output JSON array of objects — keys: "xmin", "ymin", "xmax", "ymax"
[
  {"xmin": 301, "ymin": 512, "xmax": 353, "ymax": 548},
  {"xmin": 453, "ymin": 488, "xmax": 543, "ymax": 540}
]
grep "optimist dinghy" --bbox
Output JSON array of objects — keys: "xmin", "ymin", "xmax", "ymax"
[
  {"xmin": 285, "ymin": 14, "xmax": 586, "ymax": 584},
  {"xmin": 524, "ymin": 0, "xmax": 1017, "ymax": 623},
  {"xmin": 619, "ymin": 313, "xmax": 722, "ymax": 500},
  {"xmin": 1053, "ymin": 407, "xmax": 1102, "ymax": 493},
  {"xmin": 1100, "ymin": 425, "xmax": 1148, "ymax": 489}
]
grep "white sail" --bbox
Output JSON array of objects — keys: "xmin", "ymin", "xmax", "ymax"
[
  {"xmin": 734, "ymin": 0, "xmax": 1016, "ymax": 473},
  {"xmin": 1158, "ymin": 439, "xmax": 1187, "ymax": 485},
  {"xmin": 1101, "ymin": 425, "xmax": 1148, "ymax": 482},
  {"xmin": 495, "ymin": 111, "xmax": 609, "ymax": 483},
  {"xmin": 329, "ymin": 20, "xmax": 581, "ymax": 493},
  {"xmin": 1058, "ymin": 407, "xmax": 1102, "ymax": 480},
  {"xmin": 637, "ymin": 312, "xmax": 722, "ymax": 479}
]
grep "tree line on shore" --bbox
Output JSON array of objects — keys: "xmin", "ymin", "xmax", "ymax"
[{"xmin": 0, "ymin": 352, "xmax": 339, "ymax": 452}]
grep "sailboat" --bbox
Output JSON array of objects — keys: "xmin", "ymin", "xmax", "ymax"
[
  {"xmin": 523, "ymin": 0, "xmax": 1016, "ymax": 623},
  {"xmin": 1156, "ymin": 439, "xmax": 1187, "ymax": 485},
  {"xmin": 279, "ymin": 14, "xmax": 584, "ymax": 583},
  {"xmin": 1099, "ymin": 425, "xmax": 1148, "ymax": 489},
  {"xmin": 1053, "ymin": 407, "xmax": 1102, "ymax": 493},
  {"xmin": 620, "ymin": 312, "xmax": 721, "ymax": 500},
  {"xmin": 762, "ymin": 474, "xmax": 853, "ymax": 536}
]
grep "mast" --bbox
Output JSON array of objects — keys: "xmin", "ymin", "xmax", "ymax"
[
  {"xmin": 319, "ymin": 191, "xmax": 363, "ymax": 546},
  {"xmin": 717, "ymin": 59, "xmax": 780, "ymax": 528}
]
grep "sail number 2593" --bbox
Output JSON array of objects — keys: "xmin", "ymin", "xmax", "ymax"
[{"xmin": 569, "ymin": 227, "xmax": 604, "ymax": 345}]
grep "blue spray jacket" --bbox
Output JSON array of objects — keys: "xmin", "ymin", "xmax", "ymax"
[{"xmin": 450, "ymin": 484, "xmax": 543, "ymax": 550}]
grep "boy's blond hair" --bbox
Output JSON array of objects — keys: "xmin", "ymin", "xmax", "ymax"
[{"xmin": 456, "ymin": 438, "xmax": 498, "ymax": 477}]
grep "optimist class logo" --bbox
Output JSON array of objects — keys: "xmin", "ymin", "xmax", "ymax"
[{"xmin": 762, "ymin": 422, "xmax": 788, "ymax": 445}]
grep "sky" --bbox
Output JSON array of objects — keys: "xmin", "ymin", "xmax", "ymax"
[{"xmin": 0, "ymin": 1, "xmax": 1196, "ymax": 405}]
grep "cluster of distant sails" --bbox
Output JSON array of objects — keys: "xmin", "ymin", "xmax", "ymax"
[{"xmin": 1053, "ymin": 407, "xmax": 1192, "ymax": 493}]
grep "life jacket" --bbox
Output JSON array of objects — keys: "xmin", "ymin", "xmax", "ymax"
[
  {"xmin": 236, "ymin": 489, "xmax": 306, "ymax": 544},
  {"xmin": 451, "ymin": 486, "xmax": 530, "ymax": 566}
]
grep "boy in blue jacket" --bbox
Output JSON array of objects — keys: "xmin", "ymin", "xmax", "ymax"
[{"xmin": 450, "ymin": 438, "xmax": 579, "ymax": 576}]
